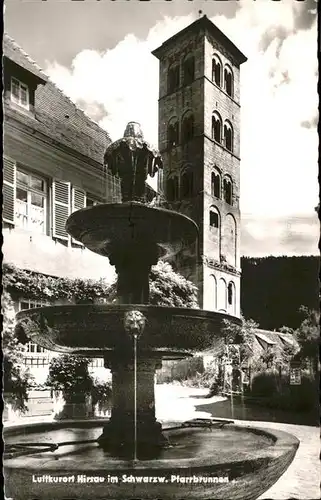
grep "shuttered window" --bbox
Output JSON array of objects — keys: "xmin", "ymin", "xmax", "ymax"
[
  {"xmin": 71, "ymin": 186, "xmax": 86, "ymax": 245},
  {"xmin": 3, "ymin": 156, "xmax": 16, "ymax": 224},
  {"xmin": 16, "ymin": 169, "xmax": 47, "ymax": 234},
  {"xmin": 52, "ymin": 180, "xmax": 70, "ymax": 240}
]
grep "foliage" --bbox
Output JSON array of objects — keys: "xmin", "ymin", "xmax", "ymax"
[
  {"xmin": 260, "ymin": 345, "xmax": 279, "ymax": 368},
  {"xmin": 250, "ymin": 371, "xmax": 319, "ymax": 413},
  {"xmin": 2, "ymin": 291, "xmax": 33, "ymax": 411},
  {"xmin": 46, "ymin": 355, "xmax": 93, "ymax": 401},
  {"xmin": 2, "ymin": 261, "xmax": 198, "ymax": 309},
  {"xmin": 241, "ymin": 255, "xmax": 319, "ymax": 330},
  {"xmin": 2, "ymin": 263, "xmax": 113, "ymax": 304},
  {"xmin": 217, "ymin": 316, "xmax": 259, "ymax": 365},
  {"xmin": 149, "ymin": 261, "xmax": 198, "ymax": 308},
  {"xmin": 293, "ymin": 307, "xmax": 319, "ymax": 375},
  {"xmin": 106, "ymin": 261, "xmax": 199, "ymax": 308},
  {"xmin": 90, "ymin": 379, "xmax": 112, "ymax": 412},
  {"xmin": 293, "ymin": 307, "xmax": 319, "ymax": 359}
]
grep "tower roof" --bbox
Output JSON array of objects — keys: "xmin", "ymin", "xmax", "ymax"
[{"xmin": 152, "ymin": 15, "xmax": 247, "ymax": 65}]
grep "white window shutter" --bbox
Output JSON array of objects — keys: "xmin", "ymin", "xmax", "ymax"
[
  {"xmin": 3, "ymin": 156, "xmax": 16, "ymax": 224},
  {"xmin": 71, "ymin": 186, "xmax": 86, "ymax": 245},
  {"xmin": 52, "ymin": 180, "xmax": 70, "ymax": 240}
]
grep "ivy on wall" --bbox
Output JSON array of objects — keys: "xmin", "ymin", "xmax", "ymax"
[
  {"xmin": 2, "ymin": 263, "xmax": 113, "ymax": 304},
  {"xmin": 2, "ymin": 261, "xmax": 198, "ymax": 308}
]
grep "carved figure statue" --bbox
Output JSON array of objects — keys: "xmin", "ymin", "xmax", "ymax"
[{"xmin": 104, "ymin": 122, "xmax": 163, "ymax": 202}]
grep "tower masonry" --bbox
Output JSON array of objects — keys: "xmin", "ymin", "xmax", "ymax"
[{"xmin": 153, "ymin": 15, "xmax": 247, "ymax": 317}]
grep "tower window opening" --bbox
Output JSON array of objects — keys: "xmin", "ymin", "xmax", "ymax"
[
  {"xmin": 211, "ymin": 171, "xmax": 221, "ymax": 198},
  {"xmin": 183, "ymin": 56, "xmax": 195, "ymax": 85},
  {"xmin": 212, "ymin": 56, "xmax": 222, "ymax": 87},
  {"xmin": 224, "ymin": 122, "xmax": 233, "ymax": 152},
  {"xmin": 228, "ymin": 282, "xmax": 234, "ymax": 306},
  {"xmin": 166, "ymin": 177, "xmax": 179, "ymax": 202},
  {"xmin": 182, "ymin": 114, "xmax": 194, "ymax": 143},
  {"xmin": 181, "ymin": 169, "xmax": 194, "ymax": 199},
  {"xmin": 212, "ymin": 113, "xmax": 222, "ymax": 143},
  {"xmin": 168, "ymin": 121, "xmax": 179, "ymax": 148},
  {"xmin": 224, "ymin": 67, "xmax": 233, "ymax": 97},
  {"xmin": 168, "ymin": 65, "xmax": 180, "ymax": 93},
  {"xmin": 209, "ymin": 207, "xmax": 219, "ymax": 228},
  {"xmin": 223, "ymin": 178, "xmax": 232, "ymax": 205}
]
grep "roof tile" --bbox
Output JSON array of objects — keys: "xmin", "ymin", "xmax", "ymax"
[{"xmin": 3, "ymin": 33, "xmax": 111, "ymax": 165}]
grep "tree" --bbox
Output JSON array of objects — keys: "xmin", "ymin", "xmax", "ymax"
[
  {"xmin": 46, "ymin": 355, "xmax": 93, "ymax": 418},
  {"xmin": 106, "ymin": 260, "xmax": 199, "ymax": 308},
  {"xmin": 2, "ymin": 291, "xmax": 32, "ymax": 412},
  {"xmin": 293, "ymin": 306, "xmax": 320, "ymax": 375},
  {"xmin": 90, "ymin": 378, "xmax": 112, "ymax": 414},
  {"xmin": 220, "ymin": 316, "xmax": 259, "ymax": 365},
  {"xmin": 149, "ymin": 261, "xmax": 198, "ymax": 308}
]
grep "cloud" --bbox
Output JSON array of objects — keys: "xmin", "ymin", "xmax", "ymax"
[
  {"xmin": 241, "ymin": 214, "xmax": 319, "ymax": 256},
  {"xmin": 44, "ymin": 2, "xmax": 318, "ymax": 255},
  {"xmin": 45, "ymin": 15, "xmax": 194, "ymax": 144}
]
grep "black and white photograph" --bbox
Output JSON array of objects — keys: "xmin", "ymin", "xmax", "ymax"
[{"xmin": 2, "ymin": 1, "xmax": 319, "ymax": 499}]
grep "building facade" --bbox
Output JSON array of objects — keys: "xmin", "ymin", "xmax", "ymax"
[
  {"xmin": 3, "ymin": 34, "xmax": 119, "ymax": 382},
  {"xmin": 153, "ymin": 16, "xmax": 247, "ymax": 316}
]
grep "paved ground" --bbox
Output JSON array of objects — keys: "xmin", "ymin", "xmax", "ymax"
[{"xmin": 157, "ymin": 385, "xmax": 320, "ymax": 500}]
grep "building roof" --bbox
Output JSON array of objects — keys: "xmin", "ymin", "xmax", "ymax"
[
  {"xmin": 255, "ymin": 329, "xmax": 278, "ymax": 346},
  {"xmin": 3, "ymin": 33, "xmax": 48, "ymax": 82},
  {"xmin": 276, "ymin": 332, "xmax": 298, "ymax": 347},
  {"xmin": 152, "ymin": 15, "xmax": 247, "ymax": 65},
  {"xmin": 254, "ymin": 329, "xmax": 299, "ymax": 350},
  {"xmin": 3, "ymin": 33, "xmax": 112, "ymax": 165}
]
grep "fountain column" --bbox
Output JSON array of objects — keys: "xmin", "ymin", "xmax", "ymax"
[{"xmin": 99, "ymin": 355, "xmax": 163, "ymax": 457}]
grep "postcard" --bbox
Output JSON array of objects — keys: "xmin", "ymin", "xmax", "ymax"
[{"xmin": 3, "ymin": 1, "xmax": 319, "ymax": 500}]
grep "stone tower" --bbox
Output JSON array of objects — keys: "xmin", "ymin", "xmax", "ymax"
[{"xmin": 152, "ymin": 15, "xmax": 247, "ymax": 317}]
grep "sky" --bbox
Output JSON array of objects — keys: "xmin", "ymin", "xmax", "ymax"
[{"xmin": 4, "ymin": 0, "xmax": 319, "ymax": 257}]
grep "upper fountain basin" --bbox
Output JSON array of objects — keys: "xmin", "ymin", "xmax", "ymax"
[
  {"xmin": 65, "ymin": 202, "xmax": 198, "ymax": 259},
  {"xmin": 15, "ymin": 305, "xmax": 241, "ymax": 360}
]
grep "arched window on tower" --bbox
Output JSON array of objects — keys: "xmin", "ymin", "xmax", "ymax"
[
  {"xmin": 183, "ymin": 56, "xmax": 195, "ymax": 85},
  {"xmin": 218, "ymin": 278, "xmax": 227, "ymax": 312},
  {"xmin": 224, "ymin": 121, "xmax": 233, "ymax": 152},
  {"xmin": 181, "ymin": 168, "xmax": 194, "ymax": 199},
  {"xmin": 166, "ymin": 177, "xmax": 179, "ymax": 202},
  {"xmin": 167, "ymin": 64, "xmax": 180, "ymax": 94},
  {"xmin": 212, "ymin": 113, "xmax": 222, "ymax": 143},
  {"xmin": 211, "ymin": 275, "xmax": 217, "ymax": 311},
  {"xmin": 167, "ymin": 119, "xmax": 179, "ymax": 148},
  {"xmin": 181, "ymin": 113, "xmax": 194, "ymax": 143},
  {"xmin": 228, "ymin": 282, "xmax": 234, "ymax": 306},
  {"xmin": 227, "ymin": 281, "xmax": 236, "ymax": 314},
  {"xmin": 223, "ymin": 177, "xmax": 232, "ymax": 205},
  {"xmin": 224, "ymin": 66, "xmax": 233, "ymax": 97},
  {"xmin": 212, "ymin": 55, "xmax": 222, "ymax": 86},
  {"xmin": 209, "ymin": 206, "xmax": 220, "ymax": 229},
  {"xmin": 211, "ymin": 170, "xmax": 221, "ymax": 199}
]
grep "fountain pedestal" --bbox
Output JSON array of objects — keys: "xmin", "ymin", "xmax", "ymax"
[{"xmin": 99, "ymin": 356, "xmax": 164, "ymax": 457}]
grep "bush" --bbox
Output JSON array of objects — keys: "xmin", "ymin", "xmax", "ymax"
[
  {"xmin": 251, "ymin": 371, "xmax": 279, "ymax": 397},
  {"xmin": 91, "ymin": 379, "xmax": 112, "ymax": 413},
  {"xmin": 46, "ymin": 355, "xmax": 93, "ymax": 402},
  {"xmin": 250, "ymin": 371, "xmax": 318, "ymax": 413},
  {"xmin": 2, "ymin": 291, "xmax": 33, "ymax": 411}
]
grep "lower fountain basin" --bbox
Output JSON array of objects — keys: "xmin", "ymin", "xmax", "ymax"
[
  {"xmin": 4, "ymin": 420, "xmax": 299, "ymax": 500},
  {"xmin": 15, "ymin": 305, "xmax": 241, "ymax": 358}
]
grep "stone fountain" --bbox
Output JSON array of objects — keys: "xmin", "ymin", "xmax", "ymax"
[{"xmin": 4, "ymin": 123, "xmax": 299, "ymax": 500}]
